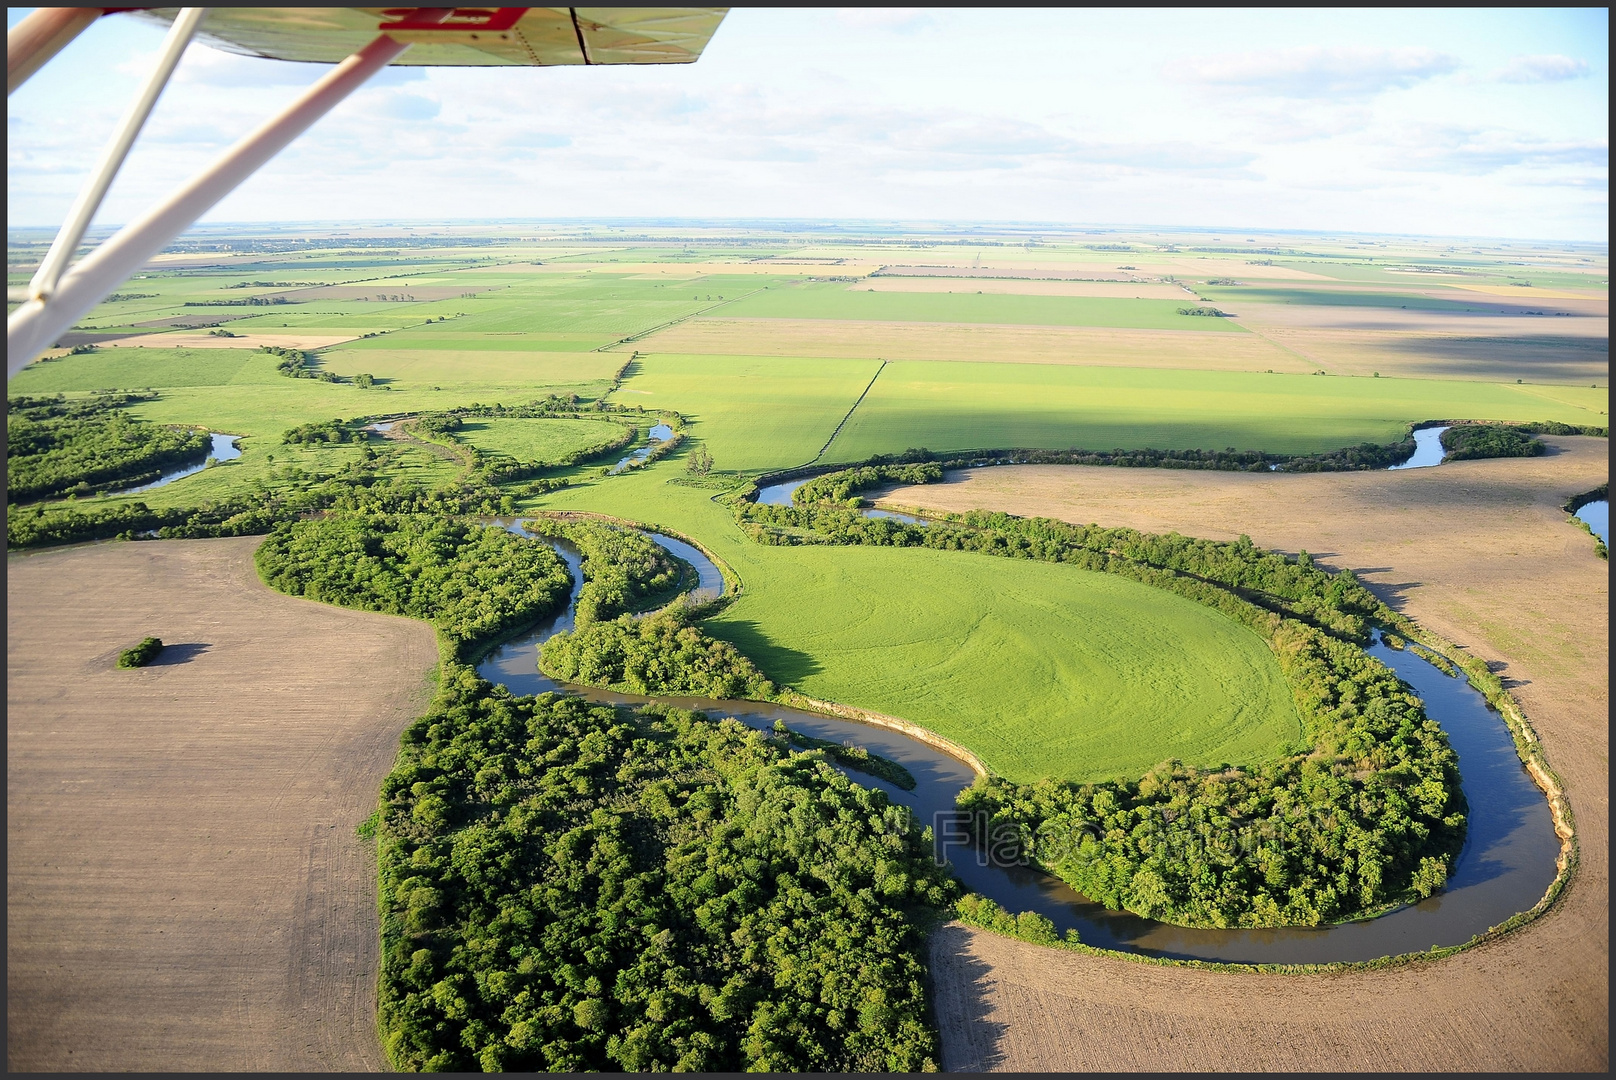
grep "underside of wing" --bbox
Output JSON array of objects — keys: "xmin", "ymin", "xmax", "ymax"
[{"xmin": 126, "ymin": 7, "xmax": 728, "ymax": 66}]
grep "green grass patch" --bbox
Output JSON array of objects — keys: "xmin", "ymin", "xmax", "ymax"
[
  {"xmin": 823, "ymin": 361, "xmax": 1609, "ymax": 461},
  {"xmin": 319, "ymin": 348, "xmax": 623, "ymax": 387},
  {"xmin": 719, "ymin": 281, "xmax": 1247, "ymax": 330},
  {"xmin": 13, "ymin": 347, "xmax": 259, "ymax": 390},
  {"xmin": 609, "ymin": 353, "xmax": 883, "ymax": 471},
  {"xmin": 531, "ymin": 465, "xmax": 1301, "ymax": 784},
  {"xmin": 456, "ymin": 416, "xmax": 631, "ymax": 463}
]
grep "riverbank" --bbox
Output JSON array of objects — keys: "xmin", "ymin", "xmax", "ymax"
[{"xmin": 887, "ymin": 435, "xmax": 1608, "ymax": 1070}]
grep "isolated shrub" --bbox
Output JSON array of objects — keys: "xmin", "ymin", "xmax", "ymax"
[{"xmin": 117, "ymin": 637, "xmax": 164, "ymax": 668}]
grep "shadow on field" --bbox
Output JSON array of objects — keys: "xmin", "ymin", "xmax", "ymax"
[
  {"xmin": 148, "ymin": 642, "xmax": 211, "ymax": 666},
  {"xmin": 1349, "ymin": 572, "xmax": 1422, "ymax": 614},
  {"xmin": 1378, "ymin": 334, "xmax": 1608, "ymax": 385},
  {"xmin": 705, "ymin": 620, "xmax": 823, "ymax": 685},
  {"xmin": 928, "ymin": 923, "xmax": 1009, "ymax": 1072}
]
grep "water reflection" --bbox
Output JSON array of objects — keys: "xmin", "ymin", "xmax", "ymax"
[
  {"xmin": 1573, "ymin": 499, "xmax": 1608, "ymax": 546},
  {"xmin": 610, "ymin": 422, "xmax": 675, "ymax": 474},
  {"xmin": 113, "ymin": 434, "xmax": 241, "ymax": 495},
  {"xmin": 1388, "ymin": 426, "xmax": 1450, "ymax": 470}
]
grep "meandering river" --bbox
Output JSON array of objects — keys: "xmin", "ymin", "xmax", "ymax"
[{"xmin": 477, "ymin": 515, "xmax": 1562, "ymax": 965}]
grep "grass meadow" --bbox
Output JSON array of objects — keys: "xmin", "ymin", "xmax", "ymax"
[
  {"xmin": 456, "ymin": 416, "xmax": 630, "ymax": 462},
  {"xmin": 820, "ymin": 360, "xmax": 1610, "ymax": 461},
  {"xmin": 528, "ymin": 463, "xmax": 1302, "ymax": 783},
  {"xmin": 610, "ymin": 353, "xmax": 884, "ymax": 471},
  {"xmin": 720, "ymin": 281, "xmax": 1249, "ymax": 330},
  {"xmin": 317, "ymin": 348, "xmax": 624, "ymax": 389}
]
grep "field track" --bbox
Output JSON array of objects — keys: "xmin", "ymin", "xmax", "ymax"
[
  {"xmin": 6, "ymin": 537, "xmax": 438, "ymax": 1072},
  {"xmin": 898, "ymin": 437, "xmax": 1609, "ymax": 1071}
]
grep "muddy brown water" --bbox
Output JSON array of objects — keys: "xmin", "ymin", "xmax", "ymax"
[{"xmin": 478, "ymin": 522, "xmax": 1561, "ymax": 964}]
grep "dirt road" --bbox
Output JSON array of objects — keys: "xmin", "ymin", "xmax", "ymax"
[
  {"xmin": 893, "ymin": 436, "xmax": 1608, "ymax": 1071},
  {"xmin": 7, "ymin": 537, "xmax": 438, "ymax": 1071}
]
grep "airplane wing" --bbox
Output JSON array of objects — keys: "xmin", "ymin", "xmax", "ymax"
[
  {"xmin": 8, "ymin": 7, "xmax": 730, "ymax": 375},
  {"xmin": 126, "ymin": 7, "xmax": 728, "ymax": 67}
]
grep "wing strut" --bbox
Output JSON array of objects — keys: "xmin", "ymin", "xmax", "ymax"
[
  {"xmin": 7, "ymin": 7, "xmax": 103, "ymax": 96},
  {"xmin": 6, "ymin": 8, "xmax": 452, "ymax": 377},
  {"xmin": 27, "ymin": 8, "xmax": 206, "ymax": 310}
]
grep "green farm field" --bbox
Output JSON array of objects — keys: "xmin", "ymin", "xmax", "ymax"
[
  {"xmin": 456, "ymin": 415, "xmax": 630, "ymax": 462},
  {"xmin": 610, "ymin": 353, "xmax": 883, "ymax": 471},
  {"xmin": 318, "ymin": 348, "xmax": 624, "ymax": 388},
  {"xmin": 527, "ymin": 464, "xmax": 1302, "ymax": 783},
  {"xmin": 720, "ymin": 281, "xmax": 1248, "ymax": 330},
  {"xmin": 820, "ymin": 360, "xmax": 1609, "ymax": 461}
]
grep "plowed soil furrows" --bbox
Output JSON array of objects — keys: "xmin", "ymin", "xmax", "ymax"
[{"xmin": 6, "ymin": 537, "xmax": 439, "ymax": 1072}]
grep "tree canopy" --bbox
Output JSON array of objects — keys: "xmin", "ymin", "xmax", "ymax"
[
  {"xmin": 254, "ymin": 513, "xmax": 572, "ymax": 656},
  {"xmin": 7, "ymin": 393, "xmax": 211, "ymax": 504},
  {"xmin": 376, "ymin": 671, "xmax": 952, "ymax": 1071}
]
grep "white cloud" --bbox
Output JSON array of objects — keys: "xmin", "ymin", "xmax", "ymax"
[
  {"xmin": 833, "ymin": 8, "xmax": 933, "ymax": 33},
  {"xmin": 1493, "ymin": 54, "xmax": 1590, "ymax": 83},
  {"xmin": 1376, "ymin": 124, "xmax": 1608, "ymax": 174},
  {"xmin": 7, "ymin": 8, "xmax": 1608, "ymax": 240},
  {"xmin": 1178, "ymin": 46, "xmax": 1459, "ymax": 99}
]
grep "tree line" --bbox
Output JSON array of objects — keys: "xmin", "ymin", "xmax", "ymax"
[
  {"xmin": 405, "ymin": 399, "xmax": 640, "ymax": 487},
  {"xmin": 262, "ymin": 344, "xmax": 343, "ymax": 382},
  {"xmin": 760, "ymin": 418, "xmax": 1604, "ymax": 491},
  {"xmin": 733, "ymin": 499, "xmax": 1465, "ymax": 928},
  {"xmin": 283, "ymin": 418, "xmax": 366, "ymax": 445},
  {"xmin": 7, "ymin": 393, "xmax": 212, "ymax": 504},
  {"xmin": 8, "ymin": 438, "xmax": 545, "ymax": 550}
]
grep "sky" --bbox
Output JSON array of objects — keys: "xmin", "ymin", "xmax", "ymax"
[{"xmin": 6, "ymin": 7, "xmax": 1609, "ymax": 241}]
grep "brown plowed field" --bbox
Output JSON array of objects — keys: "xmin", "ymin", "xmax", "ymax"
[
  {"xmin": 1246, "ymin": 326, "xmax": 1609, "ymax": 384},
  {"xmin": 892, "ymin": 437, "xmax": 1608, "ymax": 1071},
  {"xmin": 6, "ymin": 537, "xmax": 439, "ymax": 1072}
]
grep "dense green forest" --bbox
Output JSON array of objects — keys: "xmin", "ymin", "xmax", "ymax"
[
  {"xmin": 6, "ymin": 393, "xmax": 212, "ymax": 503},
  {"xmin": 734, "ymin": 499, "xmax": 1466, "ymax": 928},
  {"xmin": 254, "ymin": 514, "xmax": 572, "ymax": 655},
  {"xmin": 521, "ymin": 518, "xmax": 684, "ymax": 624},
  {"xmin": 1440, "ymin": 424, "xmax": 1545, "ymax": 460},
  {"xmin": 541, "ymin": 606, "xmax": 777, "ymax": 701},
  {"xmin": 376, "ymin": 672, "xmax": 952, "ymax": 1071}
]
